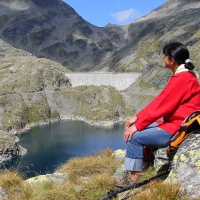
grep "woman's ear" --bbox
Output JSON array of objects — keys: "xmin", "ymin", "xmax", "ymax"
[{"xmin": 170, "ymin": 58, "xmax": 176, "ymax": 66}]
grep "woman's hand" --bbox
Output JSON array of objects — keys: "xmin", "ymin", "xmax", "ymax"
[
  {"xmin": 124, "ymin": 124, "xmax": 138, "ymax": 141},
  {"xmin": 125, "ymin": 116, "xmax": 138, "ymax": 130}
]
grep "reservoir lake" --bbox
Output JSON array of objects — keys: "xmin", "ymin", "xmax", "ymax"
[{"xmin": 14, "ymin": 120, "xmax": 126, "ymax": 178}]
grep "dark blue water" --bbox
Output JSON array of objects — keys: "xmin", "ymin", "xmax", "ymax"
[{"xmin": 14, "ymin": 120, "xmax": 126, "ymax": 178}]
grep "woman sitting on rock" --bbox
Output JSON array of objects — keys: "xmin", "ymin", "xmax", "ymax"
[{"xmin": 115, "ymin": 42, "xmax": 200, "ymax": 187}]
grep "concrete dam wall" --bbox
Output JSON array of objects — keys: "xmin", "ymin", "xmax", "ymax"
[{"xmin": 65, "ymin": 73, "xmax": 141, "ymax": 91}]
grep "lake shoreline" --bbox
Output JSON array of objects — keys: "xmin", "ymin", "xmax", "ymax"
[
  {"xmin": 16, "ymin": 116, "xmax": 127, "ymax": 136},
  {"xmin": 0, "ymin": 116, "xmax": 127, "ymax": 166}
]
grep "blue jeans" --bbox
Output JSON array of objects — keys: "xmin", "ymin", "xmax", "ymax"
[{"xmin": 124, "ymin": 122, "xmax": 172, "ymax": 171}]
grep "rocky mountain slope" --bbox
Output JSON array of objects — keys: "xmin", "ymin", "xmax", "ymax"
[
  {"xmin": 0, "ymin": 0, "xmax": 200, "ymax": 74},
  {"xmin": 118, "ymin": 0, "xmax": 200, "ymax": 75},
  {"xmin": 0, "ymin": 0, "xmax": 127, "ymax": 71}
]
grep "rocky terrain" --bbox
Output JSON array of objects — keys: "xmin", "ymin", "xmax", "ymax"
[
  {"xmin": 0, "ymin": 0, "xmax": 199, "ymax": 73},
  {"xmin": 0, "ymin": 0, "xmax": 127, "ymax": 71},
  {"xmin": 0, "ymin": 0, "xmax": 199, "ymax": 164}
]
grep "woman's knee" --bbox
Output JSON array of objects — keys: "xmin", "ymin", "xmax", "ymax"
[
  {"xmin": 128, "ymin": 131, "xmax": 144, "ymax": 146},
  {"xmin": 126, "ymin": 137, "xmax": 143, "ymax": 155}
]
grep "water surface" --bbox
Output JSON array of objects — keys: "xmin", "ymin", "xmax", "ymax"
[{"xmin": 15, "ymin": 120, "xmax": 126, "ymax": 177}]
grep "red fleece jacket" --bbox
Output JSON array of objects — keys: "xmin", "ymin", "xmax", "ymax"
[{"xmin": 135, "ymin": 72, "xmax": 200, "ymax": 134}]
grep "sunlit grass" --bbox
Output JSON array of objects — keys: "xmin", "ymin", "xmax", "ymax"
[
  {"xmin": 0, "ymin": 148, "xmax": 186, "ymax": 200},
  {"xmin": 57, "ymin": 148, "xmax": 121, "ymax": 184},
  {"xmin": 128, "ymin": 180, "xmax": 183, "ymax": 200}
]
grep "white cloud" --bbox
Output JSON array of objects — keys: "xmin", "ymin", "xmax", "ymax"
[{"xmin": 111, "ymin": 8, "xmax": 141, "ymax": 24}]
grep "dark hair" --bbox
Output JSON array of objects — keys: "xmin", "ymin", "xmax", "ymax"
[{"xmin": 163, "ymin": 42, "xmax": 195, "ymax": 70}]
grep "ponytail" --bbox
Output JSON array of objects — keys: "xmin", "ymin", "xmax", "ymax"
[{"xmin": 185, "ymin": 59, "xmax": 195, "ymax": 70}]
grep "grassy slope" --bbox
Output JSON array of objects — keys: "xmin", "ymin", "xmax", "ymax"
[{"xmin": 0, "ymin": 149, "xmax": 184, "ymax": 200}]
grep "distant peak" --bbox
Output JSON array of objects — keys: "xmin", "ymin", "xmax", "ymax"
[{"xmin": 105, "ymin": 23, "xmax": 119, "ymax": 27}]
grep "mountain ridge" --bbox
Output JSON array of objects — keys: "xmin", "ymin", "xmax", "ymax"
[
  {"xmin": 0, "ymin": 0, "xmax": 127, "ymax": 71},
  {"xmin": 1, "ymin": 0, "xmax": 200, "ymax": 72}
]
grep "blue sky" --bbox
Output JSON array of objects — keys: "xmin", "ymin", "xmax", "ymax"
[{"xmin": 62, "ymin": 0, "xmax": 167, "ymax": 27}]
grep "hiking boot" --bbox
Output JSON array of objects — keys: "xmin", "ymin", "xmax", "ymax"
[{"xmin": 114, "ymin": 170, "xmax": 134, "ymax": 188}]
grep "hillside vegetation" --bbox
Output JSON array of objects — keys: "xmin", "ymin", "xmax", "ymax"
[{"xmin": 0, "ymin": 149, "xmax": 182, "ymax": 200}]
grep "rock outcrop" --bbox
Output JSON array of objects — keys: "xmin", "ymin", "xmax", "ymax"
[
  {"xmin": 166, "ymin": 134, "xmax": 200, "ymax": 199},
  {"xmin": 25, "ymin": 173, "xmax": 68, "ymax": 185},
  {"xmin": 0, "ymin": 136, "xmax": 27, "ymax": 167}
]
